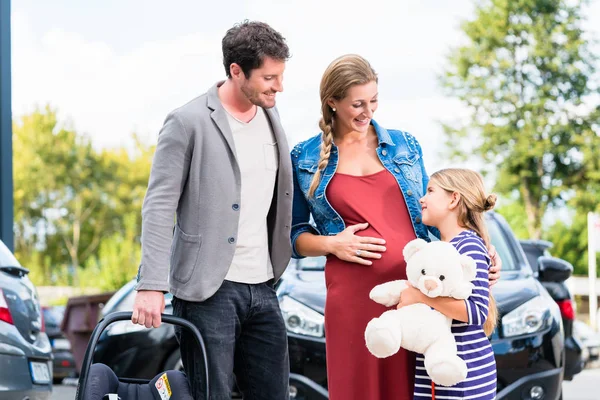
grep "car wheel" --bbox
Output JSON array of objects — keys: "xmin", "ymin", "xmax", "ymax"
[{"xmin": 163, "ymin": 349, "xmax": 183, "ymax": 372}]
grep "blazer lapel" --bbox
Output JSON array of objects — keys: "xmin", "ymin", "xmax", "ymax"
[
  {"xmin": 207, "ymin": 82, "xmax": 237, "ymax": 159},
  {"xmin": 265, "ymin": 107, "xmax": 292, "ymax": 189},
  {"xmin": 265, "ymin": 108, "xmax": 290, "ymax": 160}
]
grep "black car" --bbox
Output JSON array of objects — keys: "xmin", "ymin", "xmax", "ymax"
[
  {"xmin": 42, "ymin": 305, "xmax": 77, "ymax": 382},
  {"xmin": 0, "ymin": 239, "xmax": 53, "ymax": 399},
  {"xmin": 93, "ymin": 281, "xmax": 180, "ymax": 377},
  {"xmin": 280, "ymin": 213, "xmax": 568, "ymax": 400},
  {"xmin": 94, "ymin": 212, "xmax": 567, "ymax": 400},
  {"xmin": 519, "ymin": 239, "xmax": 583, "ymax": 381}
]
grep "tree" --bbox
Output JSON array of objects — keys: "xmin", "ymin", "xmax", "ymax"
[
  {"xmin": 12, "ymin": 107, "xmax": 155, "ymax": 286},
  {"xmin": 441, "ymin": 0, "xmax": 600, "ymax": 239},
  {"xmin": 494, "ymin": 197, "xmax": 530, "ymax": 239},
  {"xmin": 543, "ymin": 212, "xmax": 589, "ymax": 275},
  {"xmin": 80, "ymin": 213, "xmax": 142, "ymax": 292},
  {"xmin": 12, "ymin": 107, "xmax": 60, "ymax": 280},
  {"xmin": 545, "ymin": 173, "xmax": 600, "ymax": 276},
  {"xmin": 13, "ymin": 107, "xmax": 111, "ymax": 284}
]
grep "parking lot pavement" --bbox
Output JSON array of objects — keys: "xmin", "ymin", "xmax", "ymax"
[
  {"xmin": 51, "ymin": 368, "xmax": 600, "ymax": 400},
  {"xmin": 52, "ymin": 383, "xmax": 76, "ymax": 399},
  {"xmin": 562, "ymin": 367, "xmax": 600, "ymax": 400}
]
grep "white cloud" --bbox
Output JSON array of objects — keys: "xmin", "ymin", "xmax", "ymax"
[
  {"xmin": 12, "ymin": 9, "xmax": 224, "ymax": 149},
  {"xmin": 12, "ymin": 1, "xmax": 477, "ymax": 155},
  {"xmin": 11, "ymin": 0, "xmax": 600, "ymax": 171}
]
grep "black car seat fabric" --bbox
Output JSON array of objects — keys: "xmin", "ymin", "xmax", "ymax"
[{"xmin": 83, "ymin": 363, "xmax": 193, "ymax": 400}]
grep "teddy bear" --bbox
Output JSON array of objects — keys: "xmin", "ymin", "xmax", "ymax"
[{"xmin": 364, "ymin": 238, "xmax": 477, "ymax": 387}]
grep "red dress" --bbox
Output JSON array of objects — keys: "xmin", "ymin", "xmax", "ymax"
[{"xmin": 325, "ymin": 169, "xmax": 417, "ymax": 400}]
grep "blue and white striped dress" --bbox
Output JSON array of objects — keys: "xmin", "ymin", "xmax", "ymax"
[{"xmin": 414, "ymin": 230, "xmax": 497, "ymax": 399}]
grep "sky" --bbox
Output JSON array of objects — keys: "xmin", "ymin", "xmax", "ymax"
[{"xmin": 10, "ymin": 0, "xmax": 600, "ymax": 175}]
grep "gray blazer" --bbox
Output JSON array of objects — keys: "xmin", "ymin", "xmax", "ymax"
[{"xmin": 136, "ymin": 82, "xmax": 293, "ymax": 302}]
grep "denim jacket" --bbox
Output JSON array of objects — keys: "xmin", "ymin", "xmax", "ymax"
[{"xmin": 290, "ymin": 120, "xmax": 439, "ymax": 259}]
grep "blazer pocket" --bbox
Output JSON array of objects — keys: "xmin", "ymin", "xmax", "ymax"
[
  {"xmin": 263, "ymin": 142, "xmax": 279, "ymax": 172},
  {"xmin": 170, "ymin": 225, "xmax": 202, "ymax": 284}
]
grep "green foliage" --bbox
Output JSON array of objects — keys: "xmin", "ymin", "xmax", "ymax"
[
  {"xmin": 494, "ymin": 196, "xmax": 530, "ymax": 239},
  {"xmin": 544, "ymin": 216, "xmax": 585, "ymax": 275},
  {"xmin": 79, "ymin": 213, "xmax": 141, "ymax": 292},
  {"xmin": 12, "ymin": 107, "xmax": 155, "ymax": 290},
  {"xmin": 543, "ymin": 191, "xmax": 600, "ymax": 276},
  {"xmin": 441, "ymin": 0, "xmax": 600, "ymax": 239}
]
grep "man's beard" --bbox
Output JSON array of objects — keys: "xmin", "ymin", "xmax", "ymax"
[{"xmin": 241, "ymin": 82, "xmax": 274, "ymax": 109}]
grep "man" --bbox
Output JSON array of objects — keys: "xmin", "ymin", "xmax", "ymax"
[{"xmin": 132, "ymin": 21, "xmax": 293, "ymax": 400}]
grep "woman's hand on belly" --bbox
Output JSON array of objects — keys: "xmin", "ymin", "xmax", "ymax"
[{"xmin": 327, "ymin": 222, "xmax": 387, "ymax": 266}]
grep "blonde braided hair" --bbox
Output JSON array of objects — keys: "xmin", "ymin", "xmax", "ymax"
[{"xmin": 308, "ymin": 54, "xmax": 378, "ymax": 197}]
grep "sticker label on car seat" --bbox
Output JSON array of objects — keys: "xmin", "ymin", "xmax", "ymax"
[{"xmin": 155, "ymin": 373, "xmax": 172, "ymax": 400}]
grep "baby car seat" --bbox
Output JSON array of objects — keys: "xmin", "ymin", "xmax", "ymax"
[
  {"xmin": 75, "ymin": 312, "xmax": 209, "ymax": 400},
  {"xmin": 83, "ymin": 363, "xmax": 192, "ymax": 400}
]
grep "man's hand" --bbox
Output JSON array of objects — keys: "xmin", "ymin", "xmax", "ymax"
[
  {"xmin": 489, "ymin": 245, "xmax": 502, "ymax": 286},
  {"xmin": 131, "ymin": 290, "xmax": 165, "ymax": 328}
]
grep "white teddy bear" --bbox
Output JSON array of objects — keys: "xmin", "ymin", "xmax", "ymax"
[{"xmin": 364, "ymin": 238, "xmax": 477, "ymax": 387}]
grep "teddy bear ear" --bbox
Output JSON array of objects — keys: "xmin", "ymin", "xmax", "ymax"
[
  {"xmin": 403, "ymin": 238, "xmax": 428, "ymax": 261},
  {"xmin": 460, "ymin": 255, "xmax": 478, "ymax": 281}
]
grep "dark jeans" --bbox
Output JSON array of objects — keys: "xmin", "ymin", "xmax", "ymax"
[{"xmin": 172, "ymin": 280, "xmax": 289, "ymax": 400}]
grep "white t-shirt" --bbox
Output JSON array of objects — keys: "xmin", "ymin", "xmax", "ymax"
[{"xmin": 224, "ymin": 107, "xmax": 279, "ymax": 283}]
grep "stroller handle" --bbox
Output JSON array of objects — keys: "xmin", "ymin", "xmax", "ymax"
[{"xmin": 75, "ymin": 311, "xmax": 209, "ymax": 400}]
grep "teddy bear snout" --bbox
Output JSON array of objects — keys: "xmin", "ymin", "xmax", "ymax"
[{"xmin": 424, "ymin": 280, "xmax": 438, "ymax": 292}]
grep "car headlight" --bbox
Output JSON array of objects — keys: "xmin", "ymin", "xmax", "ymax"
[
  {"xmin": 502, "ymin": 296, "xmax": 550, "ymax": 337},
  {"xmin": 279, "ymin": 296, "xmax": 324, "ymax": 338}
]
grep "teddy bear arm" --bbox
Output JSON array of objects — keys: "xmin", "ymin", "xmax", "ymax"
[
  {"xmin": 449, "ymin": 282, "xmax": 474, "ymax": 300},
  {"xmin": 369, "ymin": 280, "xmax": 409, "ymax": 306}
]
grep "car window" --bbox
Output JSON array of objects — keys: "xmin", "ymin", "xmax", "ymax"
[
  {"xmin": 488, "ymin": 220, "xmax": 518, "ymax": 272},
  {"xmin": 0, "ymin": 240, "xmax": 21, "ymax": 267},
  {"xmin": 43, "ymin": 307, "xmax": 66, "ymax": 331},
  {"xmin": 115, "ymin": 288, "xmax": 137, "ymax": 312},
  {"xmin": 297, "ymin": 256, "xmax": 327, "ymax": 271},
  {"xmin": 43, "ymin": 308, "xmax": 62, "ymax": 325},
  {"xmin": 523, "ymin": 250, "xmax": 540, "ymax": 273}
]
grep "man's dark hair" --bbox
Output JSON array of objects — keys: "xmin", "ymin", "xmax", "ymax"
[{"xmin": 222, "ymin": 21, "xmax": 290, "ymax": 78}]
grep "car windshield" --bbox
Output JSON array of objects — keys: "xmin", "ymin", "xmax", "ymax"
[
  {"xmin": 43, "ymin": 306, "xmax": 65, "ymax": 326},
  {"xmin": 0, "ymin": 240, "xmax": 21, "ymax": 267},
  {"xmin": 487, "ymin": 219, "xmax": 518, "ymax": 272}
]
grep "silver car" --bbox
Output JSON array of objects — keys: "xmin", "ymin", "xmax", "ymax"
[{"xmin": 0, "ymin": 239, "xmax": 53, "ymax": 399}]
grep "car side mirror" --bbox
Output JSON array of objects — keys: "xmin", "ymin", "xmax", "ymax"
[{"xmin": 537, "ymin": 256, "xmax": 573, "ymax": 283}]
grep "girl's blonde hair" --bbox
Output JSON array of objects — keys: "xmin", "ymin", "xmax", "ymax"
[
  {"xmin": 429, "ymin": 168, "xmax": 498, "ymax": 337},
  {"xmin": 308, "ymin": 54, "xmax": 378, "ymax": 197}
]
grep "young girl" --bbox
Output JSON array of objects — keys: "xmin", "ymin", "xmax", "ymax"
[{"xmin": 397, "ymin": 168, "xmax": 498, "ymax": 399}]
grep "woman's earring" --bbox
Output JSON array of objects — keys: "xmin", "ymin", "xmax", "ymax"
[{"xmin": 332, "ymin": 107, "xmax": 336, "ymax": 112}]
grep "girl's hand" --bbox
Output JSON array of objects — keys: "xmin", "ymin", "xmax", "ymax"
[
  {"xmin": 396, "ymin": 283, "xmax": 425, "ymax": 309},
  {"xmin": 489, "ymin": 244, "xmax": 502, "ymax": 286},
  {"xmin": 328, "ymin": 223, "xmax": 386, "ymax": 266}
]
